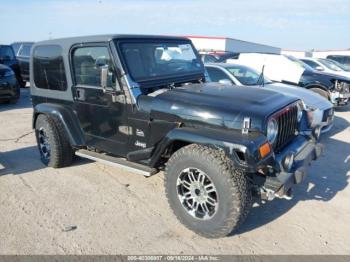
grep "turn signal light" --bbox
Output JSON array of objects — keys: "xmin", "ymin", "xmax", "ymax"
[{"xmin": 259, "ymin": 142, "xmax": 271, "ymax": 159}]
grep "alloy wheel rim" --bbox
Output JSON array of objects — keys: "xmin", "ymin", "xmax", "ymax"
[
  {"xmin": 176, "ymin": 167, "xmax": 218, "ymax": 220},
  {"xmin": 38, "ymin": 127, "xmax": 50, "ymax": 161}
]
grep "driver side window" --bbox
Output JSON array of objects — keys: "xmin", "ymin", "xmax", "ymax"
[{"xmin": 72, "ymin": 46, "xmax": 116, "ymax": 88}]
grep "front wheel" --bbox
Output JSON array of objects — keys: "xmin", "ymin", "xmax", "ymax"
[{"xmin": 164, "ymin": 144, "xmax": 252, "ymax": 238}]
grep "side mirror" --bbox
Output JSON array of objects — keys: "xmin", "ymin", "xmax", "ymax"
[
  {"xmin": 101, "ymin": 65, "xmax": 109, "ymax": 89},
  {"xmin": 315, "ymin": 66, "xmax": 324, "ymax": 71},
  {"xmin": 218, "ymin": 79, "xmax": 233, "ymax": 85},
  {"xmin": 100, "ymin": 65, "xmax": 122, "ymax": 97}
]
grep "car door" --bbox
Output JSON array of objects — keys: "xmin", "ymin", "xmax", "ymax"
[{"xmin": 71, "ymin": 43, "xmax": 129, "ymax": 157}]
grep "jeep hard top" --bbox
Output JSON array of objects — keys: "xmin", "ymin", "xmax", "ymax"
[{"xmin": 30, "ymin": 34, "xmax": 323, "ymax": 238}]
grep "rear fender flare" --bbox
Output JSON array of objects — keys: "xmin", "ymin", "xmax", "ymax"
[{"xmin": 33, "ymin": 103, "xmax": 85, "ymax": 146}]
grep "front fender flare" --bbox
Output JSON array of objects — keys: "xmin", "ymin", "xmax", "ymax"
[
  {"xmin": 33, "ymin": 103, "xmax": 85, "ymax": 146},
  {"xmin": 149, "ymin": 127, "xmax": 269, "ymax": 172}
]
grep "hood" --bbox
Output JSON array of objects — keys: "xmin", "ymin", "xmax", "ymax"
[
  {"xmin": 303, "ymin": 69, "xmax": 350, "ymax": 82},
  {"xmin": 139, "ymin": 82, "xmax": 298, "ymax": 131},
  {"xmin": 263, "ymin": 82, "xmax": 333, "ymax": 110}
]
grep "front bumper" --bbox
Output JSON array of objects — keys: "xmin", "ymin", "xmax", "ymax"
[
  {"xmin": 302, "ymin": 107, "xmax": 334, "ymax": 134},
  {"xmin": 258, "ymin": 136, "xmax": 323, "ymax": 200},
  {"xmin": 0, "ymin": 77, "xmax": 19, "ymax": 101}
]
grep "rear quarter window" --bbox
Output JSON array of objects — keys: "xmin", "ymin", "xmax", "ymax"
[{"xmin": 33, "ymin": 45, "xmax": 67, "ymax": 91}]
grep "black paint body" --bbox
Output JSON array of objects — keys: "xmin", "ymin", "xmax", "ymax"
[{"xmin": 30, "ymin": 35, "xmax": 321, "ymax": 194}]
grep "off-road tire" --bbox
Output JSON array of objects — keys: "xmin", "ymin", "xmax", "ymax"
[
  {"xmin": 164, "ymin": 144, "xmax": 252, "ymax": 238},
  {"xmin": 310, "ymin": 87, "xmax": 329, "ymax": 101},
  {"xmin": 35, "ymin": 114, "xmax": 73, "ymax": 168}
]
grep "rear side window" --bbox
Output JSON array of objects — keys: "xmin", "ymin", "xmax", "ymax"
[
  {"xmin": 72, "ymin": 46, "xmax": 116, "ymax": 87},
  {"xmin": 33, "ymin": 45, "xmax": 67, "ymax": 91}
]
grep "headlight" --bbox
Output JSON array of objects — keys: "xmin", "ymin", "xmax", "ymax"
[
  {"xmin": 335, "ymin": 80, "xmax": 342, "ymax": 91},
  {"xmin": 266, "ymin": 118, "xmax": 278, "ymax": 144},
  {"xmin": 296, "ymin": 101, "xmax": 304, "ymax": 122},
  {"xmin": 3, "ymin": 70, "xmax": 14, "ymax": 77},
  {"xmin": 335, "ymin": 80, "xmax": 350, "ymax": 92}
]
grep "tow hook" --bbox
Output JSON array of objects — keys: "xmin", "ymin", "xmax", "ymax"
[
  {"xmin": 260, "ymin": 187, "xmax": 294, "ymax": 201},
  {"xmin": 278, "ymin": 188, "xmax": 293, "ymax": 200},
  {"xmin": 260, "ymin": 188, "xmax": 276, "ymax": 201}
]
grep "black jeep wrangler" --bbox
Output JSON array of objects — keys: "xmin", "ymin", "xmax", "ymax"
[{"xmin": 30, "ymin": 35, "xmax": 323, "ymax": 238}]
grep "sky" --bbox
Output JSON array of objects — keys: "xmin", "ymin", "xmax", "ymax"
[{"xmin": 1, "ymin": 0, "xmax": 350, "ymax": 50}]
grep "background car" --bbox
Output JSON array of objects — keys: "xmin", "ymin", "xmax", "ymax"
[
  {"xmin": 326, "ymin": 59, "xmax": 350, "ymax": 72},
  {"xmin": 11, "ymin": 42, "xmax": 34, "ymax": 84},
  {"xmin": 300, "ymin": 57, "xmax": 350, "ymax": 78},
  {"xmin": 0, "ymin": 64, "xmax": 20, "ymax": 104},
  {"xmin": 199, "ymin": 51, "xmax": 238, "ymax": 63},
  {"xmin": 205, "ymin": 62, "xmax": 334, "ymax": 133},
  {"xmin": 226, "ymin": 52, "xmax": 350, "ymax": 106},
  {"xmin": 327, "ymin": 55, "xmax": 350, "ymax": 69},
  {"xmin": 0, "ymin": 45, "xmax": 25, "ymax": 87}
]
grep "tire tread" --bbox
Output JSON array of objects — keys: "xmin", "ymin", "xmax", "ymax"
[{"xmin": 164, "ymin": 144, "xmax": 252, "ymax": 238}]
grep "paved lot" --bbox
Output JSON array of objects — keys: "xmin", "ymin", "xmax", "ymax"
[{"xmin": 0, "ymin": 89, "xmax": 349, "ymax": 255}]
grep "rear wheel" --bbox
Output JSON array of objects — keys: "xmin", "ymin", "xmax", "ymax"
[
  {"xmin": 164, "ymin": 144, "xmax": 252, "ymax": 238},
  {"xmin": 35, "ymin": 114, "xmax": 73, "ymax": 168}
]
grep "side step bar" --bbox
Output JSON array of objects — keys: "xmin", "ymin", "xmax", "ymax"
[{"xmin": 75, "ymin": 149, "xmax": 158, "ymax": 177}]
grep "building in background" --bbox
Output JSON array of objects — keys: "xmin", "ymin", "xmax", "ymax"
[
  {"xmin": 185, "ymin": 35, "xmax": 349, "ymax": 61},
  {"xmin": 282, "ymin": 49, "xmax": 350, "ymax": 59},
  {"xmin": 281, "ymin": 50, "xmax": 312, "ymax": 58},
  {"xmin": 311, "ymin": 49, "xmax": 350, "ymax": 59},
  {"xmin": 187, "ymin": 36, "xmax": 281, "ymax": 54}
]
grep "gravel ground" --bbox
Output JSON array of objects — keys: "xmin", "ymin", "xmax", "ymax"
[{"xmin": 0, "ymin": 88, "xmax": 349, "ymax": 255}]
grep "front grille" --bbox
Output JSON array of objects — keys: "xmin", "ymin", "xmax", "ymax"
[{"xmin": 273, "ymin": 104, "xmax": 298, "ymax": 152}]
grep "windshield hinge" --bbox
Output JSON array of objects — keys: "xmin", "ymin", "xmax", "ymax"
[{"xmin": 242, "ymin": 117, "xmax": 251, "ymax": 134}]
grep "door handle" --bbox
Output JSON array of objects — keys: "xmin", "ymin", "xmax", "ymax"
[{"xmin": 76, "ymin": 88, "xmax": 85, "ymax": 101}]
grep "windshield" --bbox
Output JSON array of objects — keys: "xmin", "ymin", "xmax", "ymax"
[
  {"xmin": 318, "ymin": 58, "xmax": 343, "ymax": 71},
  {"xmin": 327, "ymin": 59, "xmax": 350, "ymax": 71},
  {"xmin": 285, "ymin": 55, "xmax": 314, "ymax": 71},
  {"xmin": 226, "ymin": 64, "xmax": 272, "ymax": 86},
  {"xmin": 117, "ymin": 40, "xmax": 203, "ymax": 82}
]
